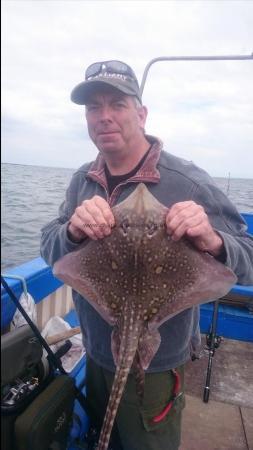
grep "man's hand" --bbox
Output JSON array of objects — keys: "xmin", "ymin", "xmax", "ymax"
[
  {"xmin": 165, "ymin": 201, "xmax": 224, "ymax": 257},
  {"xmin": 67, "ymin": 196, "xmax": 115, "ymax": 242}
]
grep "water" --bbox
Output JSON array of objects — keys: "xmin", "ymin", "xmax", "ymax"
[
  {"xmin": 1, "ymin": 163, "xmax": 253, "ymax": 271},
  {"xmin": 1, "ymin": 164, "xmax": 74, "ymax": 271}
]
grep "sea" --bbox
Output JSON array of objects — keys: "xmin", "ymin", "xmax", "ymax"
[{"xmin": 1, "ymin": 163, "xmax": 253, "ymax": 271}]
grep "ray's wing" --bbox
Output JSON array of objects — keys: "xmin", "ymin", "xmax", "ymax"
[
  {"xmin": 144, "ymin": 234, "xmax": 237, "ymax": 331},
  {"xmin": 53, "ymin": 228, "xmax": 136, "ymax": 326}
]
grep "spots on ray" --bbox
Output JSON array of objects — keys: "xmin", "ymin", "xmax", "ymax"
[{"xmin": 155, "ymin": 265, "xmax": 163, "ymax": 274}]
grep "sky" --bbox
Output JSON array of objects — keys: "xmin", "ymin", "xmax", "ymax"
[{"xmin": 2, "ymin": 0, "xmax": 253, "ymax": 178}]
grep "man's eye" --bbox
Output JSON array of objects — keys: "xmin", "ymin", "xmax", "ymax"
[
  {"xmin": 114, "ymin": 102, "xmax": 125, "ymax": 108},
  {"xmin": 87, "ymin": 105, "xmax": 99, "ymax": 111}
]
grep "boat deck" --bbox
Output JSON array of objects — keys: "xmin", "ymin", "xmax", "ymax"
[{"xmin": 180, "ymin": 337, "xmax": 253, "ymax": 450}]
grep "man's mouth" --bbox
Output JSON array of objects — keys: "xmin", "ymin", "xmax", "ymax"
[{"xmin": 98, "ymin": 131, "xmax": 119, "ymax": 136}]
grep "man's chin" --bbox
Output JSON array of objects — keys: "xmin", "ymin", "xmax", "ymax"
[
  {"xmin": 96, "ymin": 137, "xmax": 122, "ymax": 153},
  {"xmin": 98, "ymin": 144, "xmax": 121, "ymax": 153}
]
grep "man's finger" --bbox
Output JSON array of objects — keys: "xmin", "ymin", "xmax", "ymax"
[{"xmin": 94, "ymin": 196, "xmax": 115, "ymax": 227}]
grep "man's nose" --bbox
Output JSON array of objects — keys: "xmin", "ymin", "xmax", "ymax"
[{"xmin": 99, "ymin": 105, "xmax": 113, "ymax": 122}]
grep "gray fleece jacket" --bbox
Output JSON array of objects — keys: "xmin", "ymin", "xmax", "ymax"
[{"xmin": 40, "ymin": 136, "xmax": 253, "ymax": 372}]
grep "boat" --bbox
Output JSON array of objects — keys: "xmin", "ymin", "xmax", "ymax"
[
  {"xmin": 1, "ymin": 211, "xmax": 252, "ymax": 450},
  {"xmin": 1, "ymin": 55, "xmax": 253, "ymax": 449}
]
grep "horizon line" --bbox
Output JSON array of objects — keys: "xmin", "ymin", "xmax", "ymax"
[{"xmin": 1, "ymin": 161, "xmax": 253, "ymax": 180}]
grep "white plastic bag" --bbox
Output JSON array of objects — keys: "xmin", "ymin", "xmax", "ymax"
[
  {"xmin": 41, "ymin": 316, "xmax": 85, "ymax": 373},
  {"xmin": 10, "ymin": 292, "xmax": 37, "ymax": 329}
]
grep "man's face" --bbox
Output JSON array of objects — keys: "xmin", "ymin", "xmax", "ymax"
[{"xmin": 85, "ymin": 87, "xmax": 147, "ymax": 155}]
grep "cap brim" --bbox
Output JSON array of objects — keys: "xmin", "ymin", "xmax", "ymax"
[{"xmin": 71, "ymin": 79, "xmax": 142, "ymax": 105}]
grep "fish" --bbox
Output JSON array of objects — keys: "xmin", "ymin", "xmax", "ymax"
[{"xmin": 53, "ymin": 183, "xmax": 237, "ymax": 450}]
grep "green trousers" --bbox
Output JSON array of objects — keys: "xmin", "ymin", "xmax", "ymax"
[{"xmin": 86, "ymin": 356, "xmax": 185, "ymax": 450}]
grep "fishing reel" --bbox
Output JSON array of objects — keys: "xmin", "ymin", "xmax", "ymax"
[
  {"xmin": 205, "ymin": 333, "xmax": 222, "ymax": 350},
  {"xmin": 2, "ymin": 377, "xmax": 39, "ymax": 407}
]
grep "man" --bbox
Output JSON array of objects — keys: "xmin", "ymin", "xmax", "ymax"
[{"xmin": 40, "ymin": 60, "xmax": 253, "ymax": 450}]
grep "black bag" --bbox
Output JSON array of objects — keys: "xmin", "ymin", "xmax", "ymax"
[
  {"xmin": 1, "ymin": 325, "xmax": 54, "ymax": 450},
  {"xmin": 1, "ymin": 325, "xmax": 44, "ymax": 388},
  {"xmin": 14, "ymin": 374, "xmax": 75, "ymax": 450},
  {"xmin": 1, "ymin": 326, "xmax": 76, "ymax": 450},
  {"xmin": 2, "ymin": 374, "xmax": 75, "ymax": 450},
  {"xmin": 1, "ymin": 276, "xmax": 88, "ymax": 450}
]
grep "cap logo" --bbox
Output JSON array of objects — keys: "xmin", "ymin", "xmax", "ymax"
[{"xmin": 87, "ymin": 71, "xmax": 128, "ymax": 82}]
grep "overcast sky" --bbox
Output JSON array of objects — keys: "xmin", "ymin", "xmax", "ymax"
[{"xmin": 2, "ymin": 0, "xmax": 253, "ymax": 178}]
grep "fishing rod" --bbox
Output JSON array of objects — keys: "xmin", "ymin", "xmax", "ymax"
[{"xmin": 140, "ymin": 53, "xmax": 253, "ymax": 95}]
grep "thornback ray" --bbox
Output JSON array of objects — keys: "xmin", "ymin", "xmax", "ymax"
[{"xmin": 53, "ymin": 183, "xmax": 237, "ymax": 450}]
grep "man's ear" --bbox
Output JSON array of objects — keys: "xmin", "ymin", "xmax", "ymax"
[{"xmin": 138, "ymin": 105, "xmax": 148, "ymax": 128}]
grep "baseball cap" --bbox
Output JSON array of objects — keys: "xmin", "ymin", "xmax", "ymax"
[{"xmin": 71, "ymin": 60, "xmax": 142, "ymax": 105}]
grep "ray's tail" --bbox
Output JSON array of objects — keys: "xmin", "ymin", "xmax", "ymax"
[{"xmin": 97, "ymin": 312, "xmax": 141, "ymax": 450}]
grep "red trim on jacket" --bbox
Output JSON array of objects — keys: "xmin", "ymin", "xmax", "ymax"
[{"xmin": 86, "ymin": 135, "xmax": 162, "ymax": 204}]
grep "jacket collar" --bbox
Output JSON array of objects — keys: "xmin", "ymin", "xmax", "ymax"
[{"xmin": 87, "ymin": 135, "xmax": 162, "ymax": 190}]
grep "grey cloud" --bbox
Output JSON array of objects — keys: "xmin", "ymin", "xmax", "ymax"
[{"xmin": 2, "ymin": 0, "xmax": 253, "ymax": 177}]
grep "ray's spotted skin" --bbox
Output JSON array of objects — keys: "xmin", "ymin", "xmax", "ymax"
[{"xmin": 53, "ymin": 183, "xmax": 236, "ymax": 450}]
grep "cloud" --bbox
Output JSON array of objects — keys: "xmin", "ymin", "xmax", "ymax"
[{"xmin": 2, "ymin": 0, "xmax": 253, "ymax": 177}]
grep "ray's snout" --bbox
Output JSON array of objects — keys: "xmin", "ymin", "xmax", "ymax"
[
  {"xmin": 125, "ymin": 183, "xmax": 162, "ymax": 216},
  {"xmin": 129, "ymin": 183, "xmax": 149, "ymax": 215}
]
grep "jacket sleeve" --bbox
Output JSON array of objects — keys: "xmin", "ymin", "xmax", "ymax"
[
  {"xmin": 40, "ymin": 174, "xmax": 85, "ymax": 267},
  {"xmin": 193, "ymin": 182, "xmax": 253, "ymax": 285}
]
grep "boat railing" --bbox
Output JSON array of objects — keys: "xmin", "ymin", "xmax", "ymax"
[
  {"xmin": 1, "ymin": 258, "xmax": 73, "ymax": 332},
  {"xmin": 139, "ymin": 53, "xmax": 253, "ymax": 96}
]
